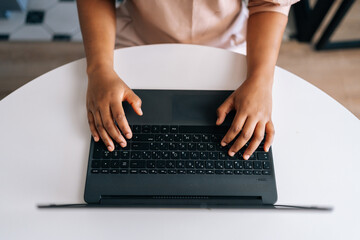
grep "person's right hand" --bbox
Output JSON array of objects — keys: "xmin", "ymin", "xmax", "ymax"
[{"xmin": 86, "ymin": 68, "xmax": 143, "ymax": 151}]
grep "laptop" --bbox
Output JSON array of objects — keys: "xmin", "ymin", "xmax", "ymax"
[{"xmin": 84, "ymin": 89, "xmax": 277, "ymax": 207}]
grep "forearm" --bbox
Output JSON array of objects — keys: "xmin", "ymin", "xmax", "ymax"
[
  {"xmin": 77, "ymin": 0, "xmax": 116, "ymax": 75},
  {"xmin": 246, "ymin": 12, "xmax": 288, "ymax": 85}
]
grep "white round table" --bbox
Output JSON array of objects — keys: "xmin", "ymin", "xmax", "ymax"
[{"xmin": 0, "ymin": 44, "xmax": 359, "ymax": 240}]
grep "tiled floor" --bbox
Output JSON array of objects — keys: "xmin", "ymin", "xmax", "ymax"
[{"xmin": 0, "ymin": 0, "xmax": 82, "ymax": 41}]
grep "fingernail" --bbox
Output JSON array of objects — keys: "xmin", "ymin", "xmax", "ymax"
[
  {"xmin": 139, "ymin": 108, "xmax": 143, "ymax": 115},
  {"xmin": 120, "ymin": 142, "xmax": 126, "ymax": 148},
  {"xmin": 243, "ymin": 154, "xmax": 250, "ymax": 160},
  {"xmin": 94, "ymin": 136, "xmax": 99, "ymax": 142},
  {"xmin": 265, "ymin": 146, "xmax": 269, "ymax": 152},
  {"xmin": 125, "ymin": 133, "xmax": 132, "ymax": 139},
  {"xmin": 221, "ymin": 141, "xmax": 226, "ymax": 146},
  {"xmin": 107, "ymin": 145, "xmax": 113, "ymax": 151},
  {"xmin": 229, "ymin": 151, "xmax": 235, "ymax": 157}
]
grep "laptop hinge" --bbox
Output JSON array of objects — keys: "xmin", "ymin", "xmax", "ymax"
[{"xmin": 99, "ymin": 195, "xmax": 263, "ymax": 207}]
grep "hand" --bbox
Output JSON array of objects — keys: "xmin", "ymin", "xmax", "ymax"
[
  {"xmin": 86, "ymin": 68, "xmax": 143, "ymax": 151},
  {"xmin": 216, "ymin": 77, "xmax": 275, "ymax": 159}
]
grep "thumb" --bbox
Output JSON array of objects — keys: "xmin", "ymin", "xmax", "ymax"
[
  {"xmin": 216, "ymin": 97, "xmax": 233, "ymax": 125},
  {"xmin": 125, "ymin": 90, "xmax": 143, "ymax": 116}
]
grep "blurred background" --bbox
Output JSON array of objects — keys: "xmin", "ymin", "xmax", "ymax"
[{"xmin": 0, "ymin": 0, "xmax": 359, "ymax": 118}]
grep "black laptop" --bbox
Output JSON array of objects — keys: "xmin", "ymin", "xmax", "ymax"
[{"xmin": 84, "ymin": 89, "xmax": 277, "ymax": 207}]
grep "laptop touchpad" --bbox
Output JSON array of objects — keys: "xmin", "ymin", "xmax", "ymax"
[{"xmin": 172, "ymin": 94, "xmax": 222, "ymax": 125}]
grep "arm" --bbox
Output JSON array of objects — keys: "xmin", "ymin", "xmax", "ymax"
[
  {"xmin": 216, "ymin": 11, "xmax": 288, "ymax": 159},
  {"xmin": 77, "ymin": 0, "xmax": 142, "ymax": 152}
]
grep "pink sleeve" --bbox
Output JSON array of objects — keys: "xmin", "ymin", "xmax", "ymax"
[{"xmin": 248, "ymin": 0, "xmax": 300, "ymax": 16}]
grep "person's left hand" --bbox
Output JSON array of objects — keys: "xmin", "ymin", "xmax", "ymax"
[{"xmin": 216, "ymin": 77, "xmax": 275, "ymax": 160}]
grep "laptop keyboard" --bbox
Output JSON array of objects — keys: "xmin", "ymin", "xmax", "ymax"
[{"xmin": 90, "ymin": 125, "xmax": 272, "ymax": 175}]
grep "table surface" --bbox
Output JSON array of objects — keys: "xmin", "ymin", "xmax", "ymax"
[{"xmin": 0, "ymin": 44, "xmax": 359, "ymax": 240}]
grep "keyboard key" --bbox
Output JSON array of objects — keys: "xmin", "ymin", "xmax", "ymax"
[
  {"xmin": 207, "ymin": 143, "xmax": 216, "ymax": 151},
  {"xmin": 215, "ymin": 161, "xmax": 224, "ymax": 169},
  {"xmin": 206, "ymin": 170, "xmax": 215, "ymax": 174},
  {"xmin": 92, "ymin": 148, "xmax": 102, "ymax": 159},
  {"xmin": 262, "ymin": 170, "xmax": 271, "ymax": 175},
  {"xmin": 168, "ymin": 169, "xmax": 177, "ymax": 174},
  {"xmin": 161, "ymin": 151, "xmax": 170, "ymax": 159},
  {"xmin": 253, "ymin": 161, "xmax": 262, "ymax": 169},
  {"xmin": 192, "ymin": 134, "xmax": 201, "ymax": 142},
  {"xmin": 91, "ymin": 169, "xmax": 100, "ymax": 174},
  {"xmin": 110, "ymin": 169, "xmax": 119, "ymax": 174},
  {"xmin": 110, "ymin": 160, "xmax": 120, "ymax": 168},
  {"xmin": 132, "ymin": 125, "xmax": 141, "ymax": 133},
  {"xmin": 209, "ymin": 152, "xmax": 218, "ymax": 160},
  {"xmin": 130, "ymin": 169, "xmax": 138, "ymax": 174},
  {"xmin": 225, "ymin": 161, "xmax": 234, "ymax": 169},
  {"xmin": 197, "ymin": 143, "xmax": 206, "ymax": 151},
  {"xmin": 159, "ymin": 170, "xmax": 167, "ymax": 174},
  {"xmin": 188, "ymin": 143, "xmax": 196, "ymax": 150},
  {"xmin": 215, "ymin": 170, "xmax": 224, "ymax": 174},
  {"xmin": 257, "ymin": 152, "xmax": 269, "ymax": 160},
  {"xmin": 91, "ymin": 160, "xmax": 100, "ymax": 168},
  {"xmin": 133, "ymin": 134, "xmax": 154, "ymax": 142},
  {"xmin": 131, "ymin": 142, "xmax": 149, "ymax": 150},
  {"xmin": 196, "ymin": 170, "xmax": 205, "ymax": 174},
  {"xmin": 244, "ymin": 161, "xmax": 253, "ymax": 169},
  {"xmin": 156, "ymin": 160, "xmax": 166, "ymax": 168},
  {"xmin": 152, "ymin": 151, "xmax": 161, "ymax": 159},
  {"xmin": 169, "ymin": 143, "xmax": 178, "ymax": 150},
  {"xmin": 140, "ymin": 169, "xmax": 148, "ymax": 174},
  {"xmin": 120, "ymin": 151, "xmax": 130, "ymax": 159},
  {"xmin": 131, "ymin": 152, "xmax": 142, "ymax": 159},
  {"xmin": 177, "ymin": 170, "xmax": 186, "ymax": 174},
  {"xmin": 159, "ymin": 143, "xmax": 169, "ymax": 150},
  {"xmin": 120, "ymin": 169, "xmax": 128, "ymax": 174},
  {"xmin": 179, "ymin": 142, "xmax": 187, "ymax": 150},
  {"xmin": 101, "ymin": 160, "xmax": 110, "ymax": 168},
  {"xmin": 248, "ymin": 154, "xmax": 256, "ymax": 160},
  {"xmin": 195, "ymin": 161, "xmax": 205, "ymax": 169},
  {"xmin": 190, "ymin": 152, "xmax": 199, "ymax": 159},
  {"xmin": 234, "ymin": 161, "xmax": 243, "ymax": 169},
  {"xmin": 141, "ymin": 151, "xmax": 152, "ymax": 159},
  {"xmin": 101, "ymin": 169, "xmax": 109, "ymax": 174},
  {"xmin": 170, "ymin": 126, "xmax": 178, "ymax": 133},
  {"xmin": 151, "ymin": 125, "xmax": 160, "ymax": 133},
  {"xmin": 171, "ymin": 151, "xmax": 180, "ymax": 159},
  {"xmin": 176, "ymin": 161, "xmax": 185, "ymax": 168},
  {"xmin": 243, "ymin": 170, "xmax": 252, "ymax": 175},
  {"xmin": 130, "ymin": 160, "xmax": 146, "ymax": 168},
  {"xmin": 166, "ymin": 161, "xmax": 176, "ymax": 168},
  {"xmin": 161, "ymin": 125, "xmax": 169, "ymax": 133},
  {"xmin": 202, "ymin": 134, "xmax": 210, "ymax": 142},
  {"xmin": 120, "ymin": 160, "xmax": 129, "ymax": 168},
  {"xmin": 225, "ymin": 170, "xmax": 233, "ymax": 175},
  {"xmin": 180, "ymin": 151, "xmax": 189, "ymax": 159},
  {"xmin": 186, "ymin": 161, "xmax": 195, "ymax": 168},
  {"xmin": 253, "ymin": 170, "xmax": 262, "ymax": 175},
  {"xmin": 142, "ymin": 125, "xmax": 151, "ymax": 133},
  {"xmin": 147, "ymin": 160, "xmax": 156, "ymax": 168},
  {"xmin": 219, "ymin": 152, "xmax": 228, "ymax": 160},
  {"xmin": 200, "ymin": 152, "xmax": 208, "ymax": 159},
  {"xmin": 183, "ymin": 134, "xmax": 191, "ymax": 142},
  {"xmin": 263, "ymin": 161, "xmax": 271, "ymax": 169},
  {"xmin": 149, "ymin": 169, "xmax": 157, "ymax": 174},
  {"xmin": 206, "ymin": 161, "xmax": 214, "ymax": 169},
  {"xmin": 187, "ymin": 170, "xmax": 196, "ymax": 174},
  {"xmin": 234, "ymin": 170, "xmax": 242, "ymax": 175}
]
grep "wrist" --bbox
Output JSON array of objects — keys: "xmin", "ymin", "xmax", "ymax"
[{"xmin": 86, "ymin": 60, "xmax": 113, "ymax": 77}]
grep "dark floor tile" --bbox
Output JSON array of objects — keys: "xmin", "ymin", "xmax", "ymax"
[
  {"xmin": 26, "ymin": 11, "xmax": 45, "ymax": 24},
  {"xmin": 53, "ymin": 34, "xmax": 71, "ymax": 41},
  {"xmin": 0, "ymin": 34, "xmax": 9, "ymax": 41}
]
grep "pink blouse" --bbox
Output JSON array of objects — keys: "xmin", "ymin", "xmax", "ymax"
[{"xmin": 115, "ymin": 0, "xmax": 299, "ymax": 50}]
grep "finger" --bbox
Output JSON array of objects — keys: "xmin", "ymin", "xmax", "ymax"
[
  {"xmin": 87, "ymin": 111, "xmax": 99, "ymax": 142},
  {"xmin": 111, "ymin": 101, "xmax": 132, "ymax": 139},
  {"xmin": 94, "ymin": 110, "xmax": 115, "ymax": 151},
  {"xmin": 228, "ymin": 117, "xmax": 257, "ymax": 157},
  {"xmin": 243, "ymin": 122, "xmax": 266, "ymax": 160},
  {"xmin": 216, "ymin": 97, "xmax": 233, "ymax": 125},
  {"xmin": 100, "ymin": 108, "xmax": 126, "ymax": 148},
  {"xmin": 125, "ymin": 90, "xmax": 143, "ymax": 116},
  {"xmin": 264, "ymin": 121, "xmax": 275, "ymax": 152},
  {"xmin": 221, "ymin": 113, "xmax": 246, "ymax": 146}
]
